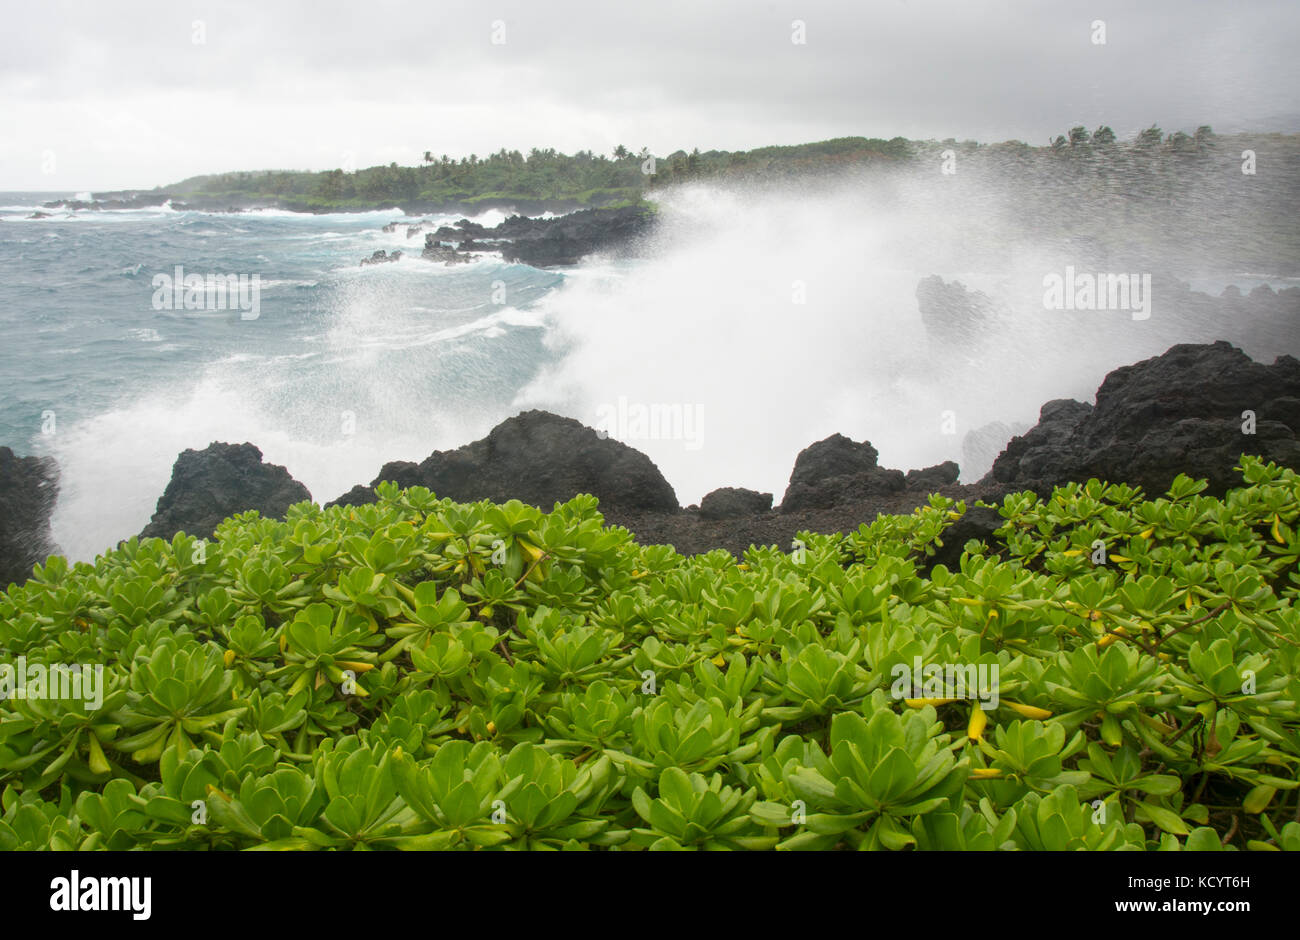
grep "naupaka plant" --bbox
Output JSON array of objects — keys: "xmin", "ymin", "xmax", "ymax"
[{"xmin": 0, "ymin": 456, "xmax": 1296, "ymax": 850}]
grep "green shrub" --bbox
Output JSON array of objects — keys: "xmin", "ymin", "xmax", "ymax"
[{"xmin": 0, "ymin": 459, "xmax": 1297, "ymax": 850}]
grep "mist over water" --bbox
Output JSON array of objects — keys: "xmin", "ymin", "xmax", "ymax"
[{"xmin": 514, "ymin": 161, "xmax": 1299, "ymax": 506}]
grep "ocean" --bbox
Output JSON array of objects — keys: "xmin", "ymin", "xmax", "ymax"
[
  {"xmin": 0, "ymin": 196, "xmax": 571, "ymax": 560},
  {"xmin": 3, "ymin": 182, "xmax": 1297, "ymax": 563}
]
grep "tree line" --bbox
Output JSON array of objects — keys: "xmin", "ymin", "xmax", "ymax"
[{"xmin": 169, "ymin": 125, "xmax": 1244, "ymax": 211}]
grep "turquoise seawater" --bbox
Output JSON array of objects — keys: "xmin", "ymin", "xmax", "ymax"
[{"xmin": 0, "ymin": 196, "xmax": 569, "ymax": 559}]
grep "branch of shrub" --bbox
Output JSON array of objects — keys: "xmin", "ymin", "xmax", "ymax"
[{"xmin": 1152, "ymin": 601, "xmax": 1231, "ymax": 650}]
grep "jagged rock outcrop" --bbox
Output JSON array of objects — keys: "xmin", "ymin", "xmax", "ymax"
[
  {"xmin": 916, "ymin": 275, "xmax": 998, "ymax": 347},
  {"xmin": 988, "ymin": 399, "xmax": 1095, "ymax": 490},
  {"xmin": 429, "ymin": 219, "xmax": 491, "ymax": 241},
  {"xmin": 500, "ymin": 206, "xmax": 653, "ymax": 266},
  {"xmin": 905, "ymin": 461, "xmax": 960, "ymax": 492},
  {"xmin": 420, "ymin": 236, "xmax": 477, "ymax": 264},
  {"xmin": 699, "ymin": 487, "xmax": 773, "ymax": 519},
  {"xmin": 985, "ymin": 342, "xmax": 1300, "ymax": 495},
  {"xmin": 359, "ymin": 249, "xmax": 402, "ymax": 266},
  {"xmin": 329, "ymin": 411, "xmax": 679, "ymax": 512},
  {"xmin": 413, "ymin": 206, "xmax": 654, "ymax": 268},
  {"xmin": 780, "ymin": 434, "xmax": 906, "ymax": 512},
  {"xmin": 0, "ymin": 448, "xmax": 59, "ymax": 586},
  {"xmin": 141, "ymin": 443, "xmax": 311, "ymax": 541}
]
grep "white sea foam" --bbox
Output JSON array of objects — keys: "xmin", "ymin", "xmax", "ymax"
[{"xmin": 45, "ymin": 364, "xmax": 514, "ymax": 561}]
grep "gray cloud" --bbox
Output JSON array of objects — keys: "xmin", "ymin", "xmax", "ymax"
[{"xmin": 2, "ymin": 0, "xmax": 1296, "ymax": 189}]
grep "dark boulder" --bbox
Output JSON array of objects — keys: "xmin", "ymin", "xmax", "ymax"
[
  {"xmin": 371, "ymin": 460, "xmax": 424, "ymax": 491},
  {"xmin": 329, "ymin": 411, "xmax": 678, "ymax": 512},
  {"xmin": 905, "ymin": 460, "xmax": 961, "ymax": 491},
  {"xmin": 328, "ymin": 484, "xmax": 378, "ymax": 509},
  {"xmin": 699, "ymin": 487, "xmax": 773, "ymax": 519},
  {"xmin": 453, "ymin": 219, "xmax": 491, "ymax": 238},
  {"xmin": 499, "ymin": 206, "xmax": 654, "ymax": 267},
  {"xmin": 421, "ymin": 236, "xmax": 476, "ymax": 264},
  {"xmin": 411, "ymin": 207, "xmax": 653, "ymax": 267},
  {"xmin": 924, "ymin": 505, "xmax": 1005, "ymax": 574},
  {"xmin": 0, "ymin": 447, "xmax": 60, "ymax": 587},
  {"xmin": 988, "ymin": 399, "xmax": 1093, "ymax": 487},
  {"xmin": 780, "ymin": 433, "xmax": 906, "ymax": 512},
  {"xmin": 141, "ymin": 443, "xmax": 312, "ymax": 541},
  {"xmin": 789, "ymin": 434, "xmax": 879, "ymax": 481},
  {"xmin": 985, "ymin": 342, "xmax": 1300, "ymax": 495}
]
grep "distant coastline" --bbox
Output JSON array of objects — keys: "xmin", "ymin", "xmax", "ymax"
[{"xmin": 36, "ymin": 125, "xmax": 1298, "ymax": 219}]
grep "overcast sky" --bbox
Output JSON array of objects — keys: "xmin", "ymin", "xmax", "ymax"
[{"xmin": 3, "ymin": 0, "xmax": 1297, "ymax": 191}]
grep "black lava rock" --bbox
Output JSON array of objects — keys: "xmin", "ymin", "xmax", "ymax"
[
  {"xmin": 699, "ymin": 487, "xmax": 773, "ymax": 519},
  {"xmin": 905, "ymin": 461, "xmax": 961, "ymax": 492},
  {"xmin": 780, "ymin": 434, "xmax": 906, "ymax": 511},
  {"xmin": 140, "ymin": 442, "xmax": 312, "ymax": 541},
  {"xmin": 329, "ymin": 411, "xmax": 678, "ymax": 513},
  {"xmin": 985, "ymin": 342, "xmax": 1300, "ymax": 496}
]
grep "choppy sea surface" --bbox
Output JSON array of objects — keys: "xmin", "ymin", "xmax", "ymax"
[{"xmin": 0, "ymin": 195, "xmax": 574, "ymax": 560}]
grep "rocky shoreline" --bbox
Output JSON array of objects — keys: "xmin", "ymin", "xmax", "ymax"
[
  {"xmin": 2, "ymin": 340, "xmax": 1297, "ymax": 587},
  {"xmin": 36, "ymin": 194, "xmax": 658, "ymax": 270},
  {"xmin": 367, "ymin": 205, "xmax": 656, "ymax": 268}
]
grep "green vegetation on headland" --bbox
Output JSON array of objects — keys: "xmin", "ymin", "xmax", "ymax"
[
  {"xmin": 158, "ymin": 137, "xmax": 910, "ymax": 213},
  {"xmin": 137, "ymin": 124, "xmax": 1262, "ymax": 214},
  {"xmin": 1, "ymin": 456, "xmax": 1297, "ymax": 850}
]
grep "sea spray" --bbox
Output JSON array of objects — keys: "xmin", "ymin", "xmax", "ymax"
[{"xmin": 509, "ymin": 177, "xmax": 1152, "ymax": 504}]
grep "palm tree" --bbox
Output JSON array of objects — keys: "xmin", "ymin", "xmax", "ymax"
[
  {"xmin": 1135, "ymin": 124, "xmax": 1164, "ymax": 149},
  {"xmin": 613, "ymin": 145, "xmax": 629, "ymax": 160}
]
